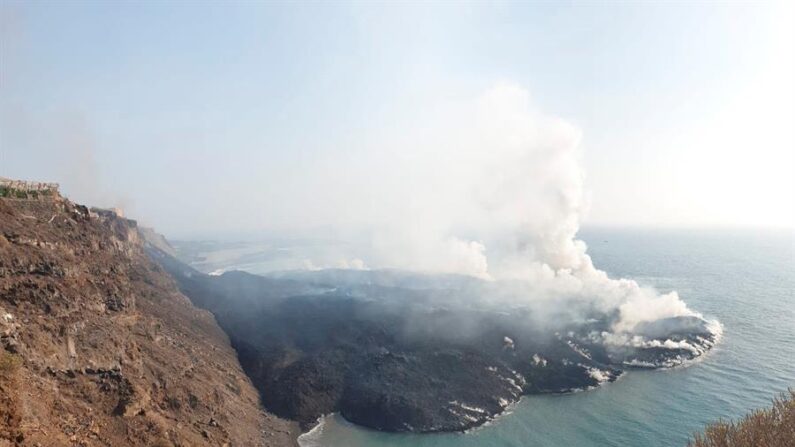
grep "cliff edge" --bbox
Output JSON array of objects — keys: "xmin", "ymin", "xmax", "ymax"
[{"xmin": 0, "ymin": 192, "xmax": 298, "ymax": 446}]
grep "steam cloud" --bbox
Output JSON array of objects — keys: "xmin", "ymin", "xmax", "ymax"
[{"xmin": 326, "ymin": 82, "xmax": 716, "ymax": 336}]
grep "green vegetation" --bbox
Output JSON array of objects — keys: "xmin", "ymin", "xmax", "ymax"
[
  {"xmin": 689, "ymin": 390, "xmax": 795, "ymax": 447},
  {"xmin": 0, "ymin": 185, "xmax": 55, "ymax": 199},
  {"xmin": 0, "ymin": 186, "xmax": 29, "ymax": 199}
]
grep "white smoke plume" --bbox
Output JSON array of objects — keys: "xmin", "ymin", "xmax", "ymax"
[{"xmin": 349, "ymin": 82, "xmax": 712, "ymax": 335}]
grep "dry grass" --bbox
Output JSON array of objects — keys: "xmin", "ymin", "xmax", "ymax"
[
  {"xmin": 0, "ymin": 352, "xmax": 21, "ymax": 373},
  {"xmin": 689, "ymin": 389, "xmax": 795, "ymax": 447}
]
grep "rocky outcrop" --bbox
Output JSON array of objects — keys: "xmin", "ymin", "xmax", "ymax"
[
  {"xmin": 0, "ymin": 196, "xmax": 298, "ymax": 446},
  {"xmin": 138, "ymin": 226, "xmax": 177, "ymax": 258}
]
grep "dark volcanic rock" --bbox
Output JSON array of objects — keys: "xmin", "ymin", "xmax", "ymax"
[
  {"xmin": 148, "ymin": 248, "xmax": 718, "ymax": 433},
  {"xmin": 340, "ymin": 349, "xmax": 523, "ymax": 432}
]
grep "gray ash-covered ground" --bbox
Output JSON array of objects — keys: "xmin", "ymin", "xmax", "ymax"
[{"xmin": 148, "ymin": 249, "xmax": 719, "ymax": 433}]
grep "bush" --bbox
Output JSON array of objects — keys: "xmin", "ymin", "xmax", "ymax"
[
  {"xmin": 689, "ymin": 389, "xmax": 795, "ymax": 447},
  {"xmin": 0, "ymin": 352, "xmax": 21, "ymax": 373},
  {"xmin": 0, "ymin": 186, "xmax": 54, "ymax": 199}
]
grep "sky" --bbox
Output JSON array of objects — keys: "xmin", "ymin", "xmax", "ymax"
[{"xmin": 1, "ymin": 1, "xmax": 793, "ymax": 239}]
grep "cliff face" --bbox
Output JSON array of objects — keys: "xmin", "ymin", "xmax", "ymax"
[{"xmin": 0, "ymin": 196, "xmax": 298, "ymax": 446}]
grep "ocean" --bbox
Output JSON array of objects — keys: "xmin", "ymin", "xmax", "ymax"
[{"xmin": 293, "ymin": 228, "xmax": 795, "ymax": 447}]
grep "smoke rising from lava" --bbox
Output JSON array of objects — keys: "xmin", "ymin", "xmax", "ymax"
[{"xmin": 322, "ymin": 82, "xmax": 712, "ymax": 335}]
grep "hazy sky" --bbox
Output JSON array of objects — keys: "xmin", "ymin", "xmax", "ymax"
[{"xmin": 1, "ymin": 1, "xmax": 793, "ymax": 238}]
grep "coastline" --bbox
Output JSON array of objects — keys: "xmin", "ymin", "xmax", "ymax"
[{"xmin": 296, "ymin": 415, "xmax": 332, "ymax": 447}]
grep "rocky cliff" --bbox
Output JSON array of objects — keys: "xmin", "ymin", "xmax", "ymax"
[{"xmin": 0, "ymin": 194, "xmax": 298, "ymax": 446}]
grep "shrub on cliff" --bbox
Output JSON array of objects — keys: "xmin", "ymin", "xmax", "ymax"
[
  {"xmin": 689, "ymin": 390, "xmax": 794, "ymax": 447},
  {"xmin": 0, "ymin": 352, "xmax": 21, "ymax": 373}
]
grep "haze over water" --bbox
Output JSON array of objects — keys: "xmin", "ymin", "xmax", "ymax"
[
  {"xmin": 292, "ymin": 227, "xmax": 794, "ymax": 447},
  {"xmin": 3, "ymin": 3, "xmax": 792, "ymax": 445}
]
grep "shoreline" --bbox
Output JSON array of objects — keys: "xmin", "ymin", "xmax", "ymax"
[{"xmin": 289, "ymin": 335, "xmax": 727, "ymax": 444}]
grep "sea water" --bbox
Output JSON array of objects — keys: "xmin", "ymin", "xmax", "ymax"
[{"xmin": 295, "ymin": 228, "xmax": 795, "ymax": 447}]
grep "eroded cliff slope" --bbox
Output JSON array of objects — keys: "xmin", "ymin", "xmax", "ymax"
[{"xmin": 0, "ymin": 195, "xmax": 297, "ymax": 446}]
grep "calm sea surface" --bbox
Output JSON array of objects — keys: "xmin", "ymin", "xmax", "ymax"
[{"xmin": 295, "ymin": 228, "xmax": 795, "ymax": 447}]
